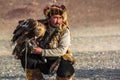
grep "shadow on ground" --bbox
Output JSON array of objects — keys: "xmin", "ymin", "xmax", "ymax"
[
  {"xmin": 1, "ymin": 68, "xmax": 120, "ymax": 80},
  {"xmin": 75, "ymin": 68, "xmax": 120, "ymax": 80},
  {"xmin": 0, "ymin": 75, "xmax": 25, "ymax": 80}
]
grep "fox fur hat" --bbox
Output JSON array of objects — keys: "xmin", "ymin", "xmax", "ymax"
[{"xmin": 44, "ymin": 5, "xmax": 67, "ymax": 22}]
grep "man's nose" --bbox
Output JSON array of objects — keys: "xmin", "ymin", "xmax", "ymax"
[{"xmin": 57, "ymin": 18, "xmax": 61, "ymax": 23}]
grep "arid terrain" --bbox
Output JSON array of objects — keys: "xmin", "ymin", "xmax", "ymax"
[{"xmin": 0, "ymin": 0, "xmax": 120, "ymax": 80}]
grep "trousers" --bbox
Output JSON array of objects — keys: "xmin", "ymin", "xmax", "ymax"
[{"xmin": 21, "ymin": 54, "xmax": 75, "ymax": 79}]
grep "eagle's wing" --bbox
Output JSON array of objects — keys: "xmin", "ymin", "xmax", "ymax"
[{"xmin": 11, "ymin": 19, "xmax": 37, "ymax": 44}]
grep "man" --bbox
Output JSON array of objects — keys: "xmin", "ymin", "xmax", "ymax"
[{"xmin": 21, "ymin": 4, "xmax": 75, "ymax": 80}]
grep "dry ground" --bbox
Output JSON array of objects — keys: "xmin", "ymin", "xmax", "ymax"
[{"xmin": 0, "ymin": 0, "xmax": 120, "ymax": 80}]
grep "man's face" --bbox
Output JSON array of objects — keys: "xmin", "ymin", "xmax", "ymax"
[{"xmin": 49, "ymin": 15, "xmax": 63, "ymax": 27}]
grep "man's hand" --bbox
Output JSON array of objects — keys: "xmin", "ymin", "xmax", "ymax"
[{"xmin": 32, "ymin": 47, "xmax": 43, "ymax": 55}]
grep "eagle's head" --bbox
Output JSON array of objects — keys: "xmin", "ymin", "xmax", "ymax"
[{"xmin": 34, "ymin": 21, "xmax": 46, "ymax": 39}]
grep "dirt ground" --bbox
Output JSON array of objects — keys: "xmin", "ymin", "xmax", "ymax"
[{"xmin": 0, "ymin": 0, "xmax": 120, "ymax": 80}]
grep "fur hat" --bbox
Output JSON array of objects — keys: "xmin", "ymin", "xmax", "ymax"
[{"xmin": 44, "ymin": 5, "xmax": 67, "ymax": 22}]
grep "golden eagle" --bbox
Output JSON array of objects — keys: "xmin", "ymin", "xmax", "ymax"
[{"xmin": 11, "ymin": 19, "xmax": 46, "ymax": 59}]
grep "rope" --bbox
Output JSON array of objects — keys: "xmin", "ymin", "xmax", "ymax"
[{"xmin": 25, "ymin": 39, "xmax": 28, "ymax": 80}]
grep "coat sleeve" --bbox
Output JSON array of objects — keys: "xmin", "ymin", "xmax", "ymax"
[{"xmin": 42, "ymin": 28, "xmax": 71, "ymax": 57}]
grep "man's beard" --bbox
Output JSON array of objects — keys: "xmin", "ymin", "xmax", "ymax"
[
  {"xmin": 49, "ymin": 21, "xmax": 62, "ymax": 28},
  {"xmin": 54, "ymin": 23, "xmax": 61, "ymax": 27}
]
